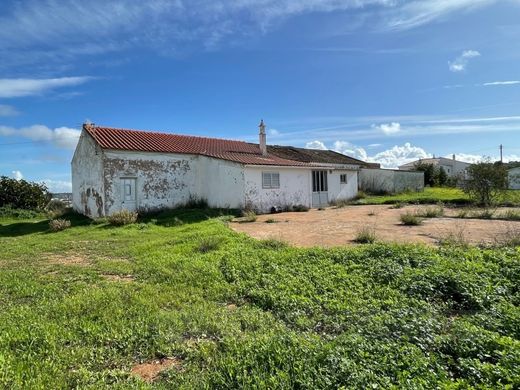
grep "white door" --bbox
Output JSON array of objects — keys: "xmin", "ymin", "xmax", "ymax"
[
  {"xmin": 121, "ymin": 178, "xmax": 137, "ymax": 211},
  {"xmin": 312, "ymin": 170, "xmax": 328, "ymax": 207}
]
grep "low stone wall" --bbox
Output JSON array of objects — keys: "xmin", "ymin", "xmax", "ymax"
[{"xmin": 359, "ymin": 168, "xmax": 424, "ymax": 194}]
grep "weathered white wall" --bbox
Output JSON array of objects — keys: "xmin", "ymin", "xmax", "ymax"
[
  {"xmin": 198, "ymin": 156, "xmax": 245, "ymax": 209},
  {"xmin": 102, "ymin": 150, "xmax": 200, "ymax": 215},
  {"xmin": 244, "ymin": 167, "xmax": 311, "ymax": 212},
  {"xmin": 509, "ymin": 167, "xmax": 520, "ymax": 190},
  {"xmin": 327, "ymin": 170, "xmax": 358, "ymax": 202},
  {"xmin": 359, "ymin": 168, "xmax": 424, "ymax": 194},
  {"xmin": 71, "ymin": 130, "xmax": 105, "ymax": 218}
]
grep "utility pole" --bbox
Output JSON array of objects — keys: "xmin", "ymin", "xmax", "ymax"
[{"xmin": 499, "ymin": 144, "xmax": 503, "ymax": 163}]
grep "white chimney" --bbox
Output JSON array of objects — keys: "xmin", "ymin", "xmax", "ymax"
[{"xmin": 259, "ymin": 119, "xmax": 267, "ymax": 156}]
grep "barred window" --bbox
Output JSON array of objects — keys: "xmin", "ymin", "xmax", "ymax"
[
  {"xmin": 340, "ymin": 174, "xmax": 347, "ymax": 184},
  {"xmin": 262, "ymin": 172, "xmax": 280, "ymax": 189}
]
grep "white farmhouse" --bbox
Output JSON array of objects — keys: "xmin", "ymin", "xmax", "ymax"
[
  {"xmin": 399, "ymin": 155, "xmax": 471, "ymax": 180},
  {"xmin": 72, "ymin": 122, "xmax": 375, "ymax": 217},
  {"xmin": 508, "ymin": 167, "xmax": 520, "ymax": 190}
]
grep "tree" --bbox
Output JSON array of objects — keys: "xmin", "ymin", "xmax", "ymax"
[
  {"xmin": 463, "ymin": 161, "xmax": 508, "ymax": 206},
  {"xmin": 437, "ymin": 167, "xmax": 448, "ymax": 187},
  {"xmin": 0, "ymin": 176, "xmax": 50, "ymax": 210},
  {"xmin": 414, "ymin": 162, "xmax": 436, "ymax": 187}
]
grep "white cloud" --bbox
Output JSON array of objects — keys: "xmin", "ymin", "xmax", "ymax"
[
  {"xmin": 368, "ymin": 142, "xmax": 430, "ymax": 168},
  {"xmin": 269, "ymin": 128, "xmax": 280, "ymax": 136},
  {"xmin": 305, "ymin": 140, "xmax": 327, "ymax": 150},
  {"xmin": 372, "ymin": 122, "xmax": 401, "ymax": 135},
  {"xmin": 0, "ymin": 77, "xmax": 93, "ymax": 98},
  {"xmin": 333, "ymin": 140, "xmax": 368, "ymax": 161},
  {"xmin": 449, "ymin": 50, "xmax": 481, "ymax": 72},
  {"xmin": 12, "ymin": 170, "xmax": 23, "ymax": 180},
  {"xmin": 0, "ymin": 104, "xmax": 19, "ymax": 116},
  {"xmin": 0, "ymin": 0, "xmax": 508, "ymax": 67},
  {"xmin": 387, "ymin": 0, "xmax": 497, "ymax": 30},
  {"xmin": 0, "ymin": 124, "xmax": 80, "ymax": 150},
  {"xmin": 482, "ymin": 80, "xmax": 520, "ymax": 86},
  {"xmin": 42, "ymin": 179, "xmax": 72, "ymax": 193}
]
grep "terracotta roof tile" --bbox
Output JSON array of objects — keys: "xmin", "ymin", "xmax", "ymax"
[{"xmin": 85, "ymin": 125, "xmax": 311, "ymax": 166}]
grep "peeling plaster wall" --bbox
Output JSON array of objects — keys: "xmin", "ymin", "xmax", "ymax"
[
  {"xmin": 328, "ymin": 170, "xmax": 358, "ymax": 202},
  {"xmin": 102, "ymin": 150, "xmax": 199, "ymax": 215},
  {"xmin": 71, "ymin": 130, "xmax": 105, "ymax": 218},
  {"xmin": 199, "ymin": 156, "xmax": 245, "ymax": 209},
  {"xmin": 244, "ymin": 167, "xmax": 311, "ymax": 213}
]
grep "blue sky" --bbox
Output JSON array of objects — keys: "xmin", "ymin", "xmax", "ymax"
[{"xmin": 1, "ymin": 0, "xmax": 519, "ymax": 192}]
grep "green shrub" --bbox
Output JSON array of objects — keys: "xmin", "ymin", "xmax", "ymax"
[
  {"xmin": 400, "ymin": 212, "xmax": 423, "ymax": 225},
  {"xmin": 265, "ymin": 218, "xmax": 278, "ymax": 224},
  {"xmin": 255, "ymin": 238, "xmax": 288, "ymax": 250},
  {"xmin": 354, "ymin": 226, "xmax": 377, "ymax": 243},
  {"xmin": 0, "ymin": 176, "xmax": 50, "ymax": 210},
  {"xmin": 0, "ymin": 206, "xmax": 41, "ymax": 219},
  {"xmin": 107, "ymin": 210, "xmax": 138, "ymax": 226},
  {"xmin": 48, "ymin": 219, "xmax": 71, "ymax": 232},
  {"xmin": 390, "ymin": 202, "xmax": 404, "ymax": 209}
]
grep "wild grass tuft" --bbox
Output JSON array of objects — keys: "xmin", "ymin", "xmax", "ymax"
[
  {"xmin": 418, "ymin": 205, "xmax": 444, "ymax": 218},
  {"xmin": 241, "ymin": 210, "xmax": 257, "ymax": 222},
  {"xmin": 107, "ymin": 209, "xmax": 138, "ymax": 226},
  {"xmin": 48, "ymin": 219, "xmax": 71, "ymax": 232},
  {"xmin": 353, "ymin": 226, "xmax": 377, "ymax": 244},
  {"xmin": 400, "ymin": 212, "xmax": 423, "ymax": 226}
]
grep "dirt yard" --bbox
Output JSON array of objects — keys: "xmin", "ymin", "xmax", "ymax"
[{"xmin": 231, "ymin": 205, "xmax": 520, "ymax": 247}]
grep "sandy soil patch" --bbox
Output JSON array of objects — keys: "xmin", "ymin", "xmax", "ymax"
[
  {"xmin": 131, "ymin": 357, "xmax": 182, "ymax": 382},
  {"xmin": 231, "ymin": 205, "xmax": 520, "ymax": 247},
  {"xmin": 102, "ymin": 274, "xmax": 135, "ymax": 283},
  {"xmin": 45, "ymin": 253, "xmax": 90, "ymax": 266}
]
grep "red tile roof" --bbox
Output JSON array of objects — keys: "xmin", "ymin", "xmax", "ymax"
[{"xmin": 85, "ymin": 125, "xmax": 312, "ymax": 166}]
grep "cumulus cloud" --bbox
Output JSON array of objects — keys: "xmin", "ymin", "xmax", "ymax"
[
  {"xmin": 305, "ymin": 140, "xmax": 327, "ymax": 150},
  {"xmin": 0, "ymin": 77, "xmax": 93, "ymax": 98},
  {"xmin": 0, "ymin": 124, "xmax": 80, "ymax": 149},
  {"xmin": 449, "ymin": 50, "xmax": 480, "ymax": 72},
  {"xmin": 0, "ymin": 104, "xmax": 19, "ymax": 116},
  {"xmin": 12, "ymin": 170, "xmax": 23, "ymax": 180},
  {"xmin": 309, "ymin": 140, "xmax": 431, "ymax": 168},
  {"xmin": 372, "ymin": 122, "xmax": 401, "ymax": 135}
]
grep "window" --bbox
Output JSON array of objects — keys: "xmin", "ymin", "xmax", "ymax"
[
  {"xmin": 340, "ymin": 174, "xmax": 347, "ymax": 184},
  {"xmin": 262, "ymin": 172, "xmax": 280, "ymax": 189}
]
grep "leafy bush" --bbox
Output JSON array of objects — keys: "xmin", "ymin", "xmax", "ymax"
[
  {"xmin": 463, "ymin": 161, "xmax": 508, "ymax": 206},
  {"xmin": 400, "ymin": 212, "xmax": 423, "ymax": 225},
  {"xmin": 354, "ymin": 226, "xmax": 377, "ymax": 243},
  {"xmin": 0, "ymin": 176, "xmax": 50, "ymax": 210},
  {"xmin": 48, "ymin": 219, "xmax": 71, "ymax": 232},
  {"xmin": 107, "ymin": 209, "xmax": 138, "ymax": 226}
]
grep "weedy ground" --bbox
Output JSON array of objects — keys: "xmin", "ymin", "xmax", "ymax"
[{"xmin": 0, "ymin": 209, "xmax": 519, "ymax": 389}]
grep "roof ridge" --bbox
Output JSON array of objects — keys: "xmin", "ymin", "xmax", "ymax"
[{"xmin": 89, "ymin": 125, "xmax": 252, "ymax": 145}]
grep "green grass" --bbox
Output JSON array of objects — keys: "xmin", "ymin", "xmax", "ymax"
[
  {"xmin": 0, "ymin": 209, "xmax": 519, "ymax": 388},
  {"xmin": 355, "ymin": 187, "xmax": 520, "ymax": 206}
]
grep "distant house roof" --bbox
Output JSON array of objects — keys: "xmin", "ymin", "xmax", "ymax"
[{"xmin": 85, "ymin": 125, "xmax": 371, "ymax": 168}]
